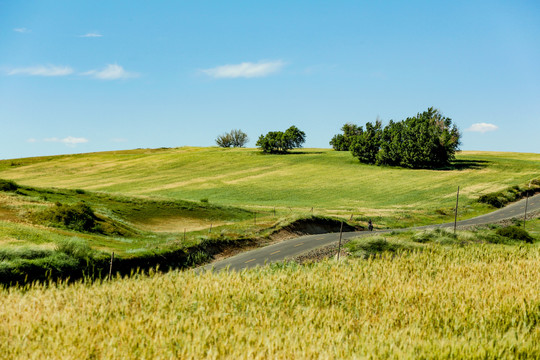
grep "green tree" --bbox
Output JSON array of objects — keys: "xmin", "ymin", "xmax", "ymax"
[
  {"xmin": 350, "ymin": 108, "xmax": 460, "ymax": 169},
  {"xmin": 376, "ymin": 108, "xmax": 460, "ymax": 168},
  {"xmin": 216, "ymin": 129, "xmax": 249, "ymax": 148},
  {"xmin": 256, "ymin": 126, "xmax": 306, "ymax": 153},
  {"xmin": 349, "ymin": 120, "xmax": 382, "ymax": 164},
  {"xmin": 330, "ymin": 123, "xmax": 363, "ymax": 151}
]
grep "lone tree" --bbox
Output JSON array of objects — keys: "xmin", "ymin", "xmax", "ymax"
[
  {"xmin": 256, "ymin": 125, "xmax": 306, "ymax": 153},
  {"xmin": 216, "ymin": 129, "xmax": 249, "ymax": 148}
]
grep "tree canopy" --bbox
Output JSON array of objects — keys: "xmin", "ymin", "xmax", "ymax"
[
  {"xmin": 333, "ymin": 108, "xmax": 461, "ymax": 169},
  {"xmin": 216, "ymin": 129, "xmax": 249, "ymax": 148},
  {"xmin": 256, "ymin": 126, "xmax": 306, "ymax": 154},
  {"xmin": 329, "ymin": 123, "xmax": 363, "ymax": 151}
]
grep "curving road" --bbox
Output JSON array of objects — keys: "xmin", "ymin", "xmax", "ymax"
[{"xmin": 200, "ymin": 194, "xmax": 540, "ymax": 272}]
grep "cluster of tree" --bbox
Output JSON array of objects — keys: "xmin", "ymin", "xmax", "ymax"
[
  {"xmin": 329, "ymin": 123, "xmax": 363, "ymax": 151},
  {"xmin": 256, "ymin": 126, "xmax": 306, "ymax": 154},
  {"xmin": 215, "ymin": 129, "xmax": 249, "ymax": 148},
  {"xmin": 331, "ymin": 108, "xmax": 461, "ymax": 169}
]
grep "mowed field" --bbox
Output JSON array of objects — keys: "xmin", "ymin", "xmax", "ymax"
[{"xmin": 1, "ymin": 147, "xmax": 538, "ymax": 216}]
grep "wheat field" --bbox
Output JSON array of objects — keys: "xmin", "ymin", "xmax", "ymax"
[{"xmin": 2, "ymin": 244, "xmax": 540, "ymax": 359}]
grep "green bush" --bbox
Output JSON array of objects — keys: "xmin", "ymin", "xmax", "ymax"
[
  {"xmin": 478, "ymin": 181, "xmax": 540, "ymax": 208},
  {"xmin": 346, "ymin": 237, "xmax": 410, "ymax": 258},
  {"xmin": 0, "ymin": 179, "xmax": 18, "ymax": 192},
  {"xmin": 412, "ymin": 228, "xmax": 458, "ymax": 244},
  {"xmin": 496, "ymin": 226, "xmax": 534, "ymax": 243},
  {"xmin": 56, "ymin": 238, "xmax": 95, "ymax": 262},
  {"xmin": 35, "ymin": 202, "xmax": 97, "ymax": 232}
]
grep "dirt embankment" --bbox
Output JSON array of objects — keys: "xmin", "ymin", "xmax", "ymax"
[
  {"xmin": 205, "ymin": 217, "xmax": 361, "ymax": 263},
  {"xmin": 269, "ymin": 217, "xmax": 359, "ymax": 241}
]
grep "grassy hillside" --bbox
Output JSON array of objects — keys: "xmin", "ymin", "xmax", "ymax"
[
  {"xmin": 1, "ymin": 148, "xmax": 539, "ymax": 221},
  {"xmin": 2, "ymin": 233, "xmax": 540, "ymax": 359},
  {"xmin": 0, "ymin": 148, "xmax": 538, "ymax": 284}
]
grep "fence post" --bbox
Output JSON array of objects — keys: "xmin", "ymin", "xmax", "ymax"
[
  {"xmin": 108, "ymin": 252, "xmax": 115, "ymax": 281},
  {"xmin": 337, "ymin": 221, "xmax": 344, "ymax": 261},
  {"xmin": 454, "ymin": 186, "xmax": 460, "ymax": 234},
  {"xmin": 524, "ymin": 181, "xmax": 531, "ymax": 230}
]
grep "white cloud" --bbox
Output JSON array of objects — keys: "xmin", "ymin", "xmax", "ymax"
[
  {"xmin": 44, "ymin": 136, "xmax": 89, "ymax": 147},
  {"xmin": 202, "ymin": 60, "xmax": 285, "ymax": 78},
  {"xmin": 80, "ymin": 32, "xmax": 103, "ymax": 38},
  {"xmin": 7, "ymin": 65, "xmax": 74, "ymax": 77},
  {"xmin": 26, "ymin": 138, "xmax": 37, "ymax": 143},
  {"xmin": 466, "ymin": 123, "xmax": 499, "ymax": 133},
  {"xmin": 82, "ymin": 64, "xmax": 139, "ymax": 80},
  {"xmin": 14, "ymin": 27, "xmax": 31, "ymax": 33}
]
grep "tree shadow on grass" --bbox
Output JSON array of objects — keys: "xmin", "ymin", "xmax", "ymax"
[
  {"xmin": 440, "ymin": 159, "xmax": 490, "ymax": 171},
  {"xmin": 255, "ymin": 151, "xmax": 326, "ymax": 156}
]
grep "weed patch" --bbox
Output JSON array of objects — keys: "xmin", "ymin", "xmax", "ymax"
[
  {"xmin": 496, "ymin": 226, "xmax": 535, "ymax": 243},
  {"xmin": 346, "ymin": 237, "xmax": 414, "ymax": 258}
]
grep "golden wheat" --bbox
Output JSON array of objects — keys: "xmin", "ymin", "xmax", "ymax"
[{"xmin": 1, "ymin": 245, "xmax": 540, "ymax": 359}]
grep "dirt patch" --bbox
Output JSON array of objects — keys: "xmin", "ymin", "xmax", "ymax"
[
  {"xmin": 0, "ymin": 207, "xmax": 19, "ymax": 222},
  {"xmin": 270, "ymin": 217, "xmax": 359, "ymax": 241}
]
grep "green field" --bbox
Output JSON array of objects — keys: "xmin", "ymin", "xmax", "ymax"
[
  {"xmin": 0, "ymin": 147, "xmax": 538, "ymax": 284},
  {"xmin": 1, "ymin": 147, "xmax": 539, "ymax": 215}
]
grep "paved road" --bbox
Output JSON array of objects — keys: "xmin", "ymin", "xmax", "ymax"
[{"xmin": 200, "ymin": 193, "xmax": 540, "ymax": 272}]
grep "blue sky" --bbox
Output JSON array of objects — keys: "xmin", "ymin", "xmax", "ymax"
[{"xmin": 1, "ymin": 0, "xmax": 539, "ymax": 159}]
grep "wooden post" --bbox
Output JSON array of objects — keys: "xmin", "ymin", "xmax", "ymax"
[
  {"xmin": 310, "ymin": 207, "xmax": 313, "ymax": 214},
  {"xmin": 337, "ymin": 221, "xmax": 344, "ymax": 261},
  {"xmin": 209, "ymin": 224, "xmax": 212, "ymax": 233},
  {"xmin": 454, "ymin": 186, "xmax": 460, "ymax": 234},
  {"xmin": 349, "ymin": 213, "xmax": 353, "ymax": 221},
  {"xmin": 108, "ymin": 252, "xmax": 115, "ymax": 281},
  {"xmin": 524, "ymin": 181, "xmax": 531, "ymax": 230},
  {"xmin": 273, "ymin": 207, "xmax": 276, "ymax": 217},
  {"xmin": 183, "ymin": 228, "xmax": 186, "ymax": 242}
]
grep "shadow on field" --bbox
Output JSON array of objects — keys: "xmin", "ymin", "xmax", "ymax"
[{"xmin": 446, "ymin": 159, "xmax": 490, "ymax": 171}]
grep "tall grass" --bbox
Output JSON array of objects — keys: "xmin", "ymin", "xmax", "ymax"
[{"xmin": 1, "ymin": 244, "xmax": 540, "ymax": 359}]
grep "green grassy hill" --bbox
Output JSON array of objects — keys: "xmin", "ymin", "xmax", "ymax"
[
  {"xmin": 0, "ymin": 147, "xmax": 538, "ymax": 284},
  {"xmin": 2, "ymin": 147, "xmax": 538, "ymax": 214}
]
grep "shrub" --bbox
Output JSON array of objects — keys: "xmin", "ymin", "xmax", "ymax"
[
  {"xmin": 478, "ymin": 180, "xmax": 540, "ymax": 208},
  {"xmin": 412, "ymin": 228, "xmax": 458, "ymax": 245},
  {"xmin": 496, "ymin": 226, "xmax": 534, "ymax": 243},
  {"xmin": 0, "ymin": 179, "xmax": 18, "ymax": 192},
  {"xmin": 56, "ymin": 238, "xmax": 95, "ymax": 262},
  {"xmin": 346, "ymin": 237, "xmax": 411, "ymax": 258},
  {"xmin": 35, "ymin": 202, "xmax": 97, "ymax": 232}
]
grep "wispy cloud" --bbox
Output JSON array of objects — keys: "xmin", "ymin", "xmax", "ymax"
[
  {"xmin": 80, "ymin": 32, "xmax": 103, "ymax": 38},
  {"xmin": 44, "ymin": 136, "xmax": 89, "ymax": 146},
  {"xmin": 14, "ymin": 27, "xmax": 31, "ymax": 33},
  {"xmin": 202, "ymin": 60, "xmax": 285, "ymax": 78},
  {"xmin": 7, "ymin": 65, "xmax": 74, "ymax": 77},
  {"xmin": 82, "ymin": 64, "xmax": 139, "ymax": 80},
  {"xmin": 466, "ymin": 123, "xmax": 499, "ymax": 133}
]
